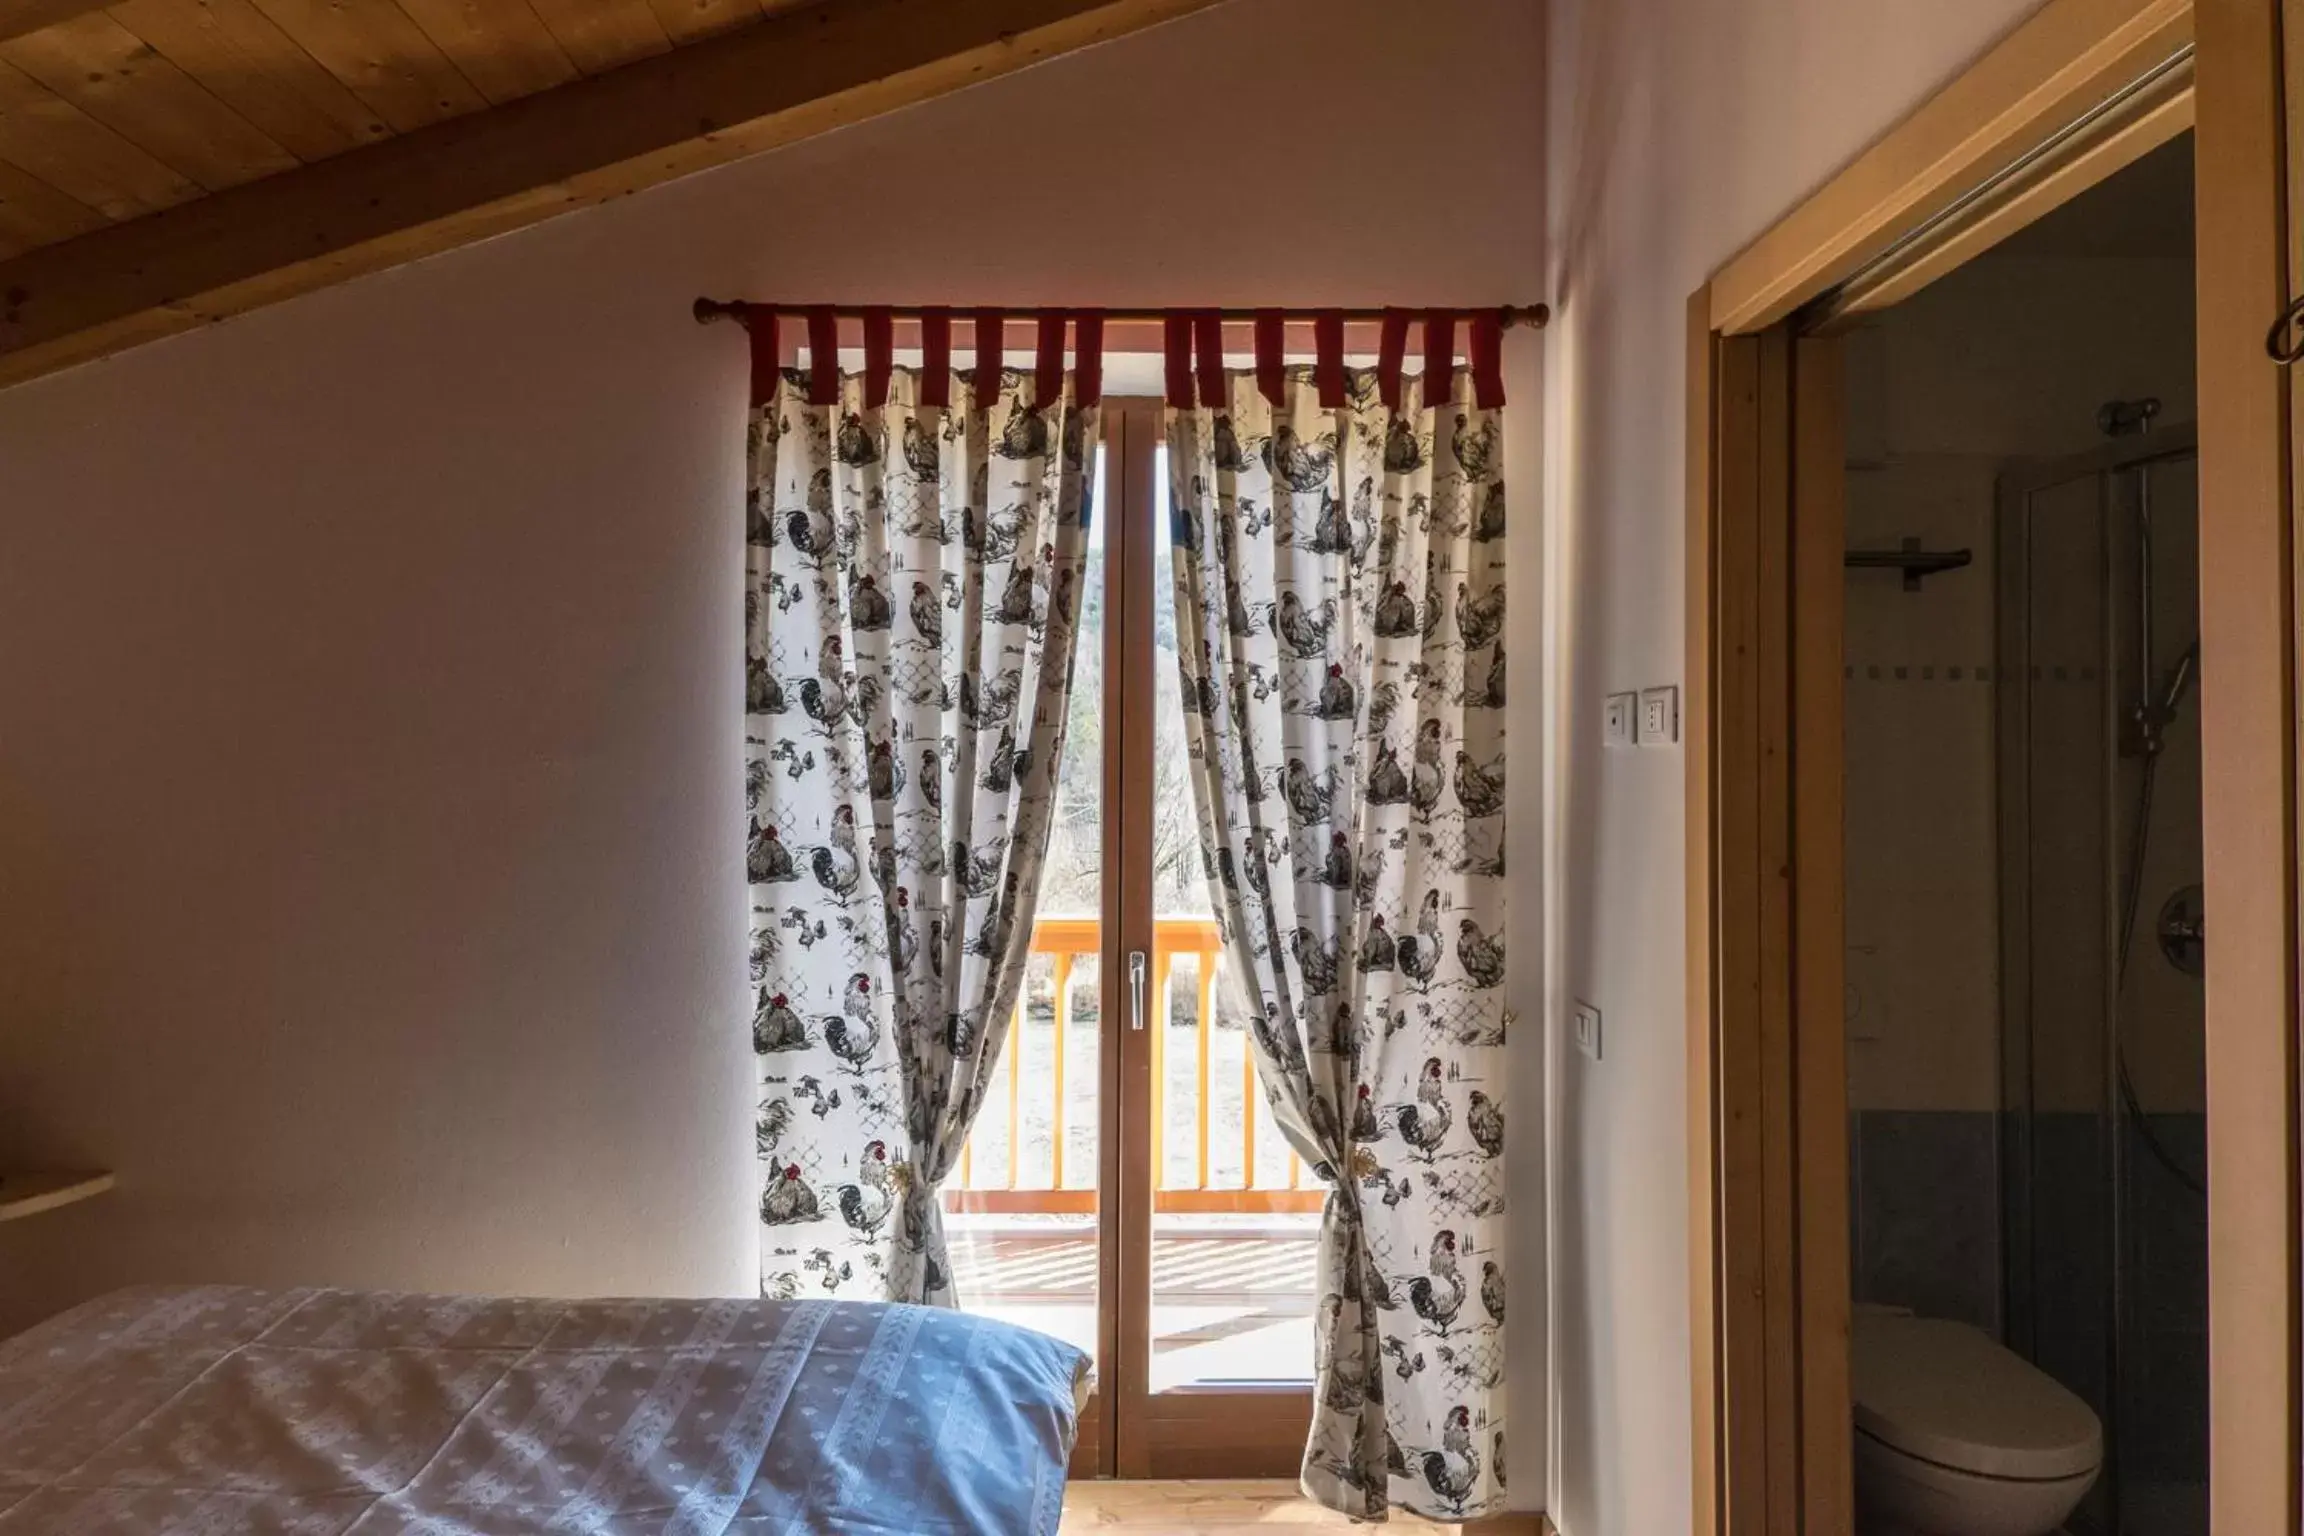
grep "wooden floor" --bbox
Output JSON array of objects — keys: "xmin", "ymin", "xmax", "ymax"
[{"xmin": 1059, "ymin": 1480, "xmax": 1524, "ymax": 1533}]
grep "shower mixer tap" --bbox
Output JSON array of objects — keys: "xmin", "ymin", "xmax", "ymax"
[{"xmin": 2157, "ymin": 884, "xmax": 2207, "ymax": 977}]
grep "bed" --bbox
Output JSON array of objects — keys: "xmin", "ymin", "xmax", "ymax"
[{"xmin": 0, "ymin": 1284, "xmax": 1089, "ymax": 1534}]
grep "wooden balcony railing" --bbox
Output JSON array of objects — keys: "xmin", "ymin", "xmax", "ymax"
[{"xmin": 947, "ymin": 916, "xmax": 1323, "ymax": 1216}]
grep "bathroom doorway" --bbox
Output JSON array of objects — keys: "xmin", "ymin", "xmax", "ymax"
[
  {"xmin": 1684, "ymin": 3, "xmax": 2304, "ymax": 1533},
  {"xmin": 1839, "ymin": 135, "xmax": 2202, "ymax": 1535}
]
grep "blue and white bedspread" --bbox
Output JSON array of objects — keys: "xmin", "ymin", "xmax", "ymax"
[{"xmin": 0, "ymin": 1284, "xmax": 1088, "ymax": 1534}]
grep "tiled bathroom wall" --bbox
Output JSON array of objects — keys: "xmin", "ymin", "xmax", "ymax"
[
  {"xmin": 1841, "ymin": 237, "xmax": 2199, "ymax": 1335},
  {"xmin": 1843, "ymin": 448, "xmax": 2006, "ymax": 1330}
]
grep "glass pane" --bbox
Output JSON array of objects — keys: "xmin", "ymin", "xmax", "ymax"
[
  {"xmin": 2001, "ymin": 468, "xmax": 2121, "ymax": 1534},
  {"xmin": 943, "ymin": 445, "xmax": 1105, "ymax": 1368},
  {"xmin": 2110, "ymin": 457, "xmax": 2207, "ymax": 1535},
  {"xmin": 1994, "ymin": 452, "xmax": 2209, "ymax": 1536},
  {"xmin": 1150, "ymin": 443, "xmax": 1319, "ymax": 1391}
]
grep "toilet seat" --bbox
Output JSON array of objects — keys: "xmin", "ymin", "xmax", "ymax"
[{"xmin": 1853, "ymin": 1312, "xmax": 2102, "ymax": 1481}]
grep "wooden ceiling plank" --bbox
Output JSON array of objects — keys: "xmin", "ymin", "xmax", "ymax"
[
  {"xmin": 1, "ymin": 13, "xmax": 298, "ymax": 190},
  {"xmin": 105, "ymin": 0, "xmax": 392, "ymax": 164},
  {"xmin": 0, "ymin": 0, "xmax": 1227, "ymax": 386},
  {"xmin": 0, "ymin": 54, "xmax": 197, "ymax": 217},
  {"xmin": 524, "ymin": 0, "xmax": 668, "ymax": 76},
  {"xmin": 248, "ymin": 0, "xmax": 486, "ymax": 133},
  {"xmin": 389, "ymin": 0, "xmax": 577, "ymax": 105},
  {"xmin": 0, "ymin": 151, "xmax": 100, "ymax": 256},
  {"xmin": 646, "ymin": 0, "xmax": 763, "ymax": 49},
  {"xmin": 0, "ymin": 1, "xmax": 104, "ymax": 47}
]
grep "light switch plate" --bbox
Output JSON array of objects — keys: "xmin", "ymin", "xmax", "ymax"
[
  {"xmin": 1639, "ymin": 685, "xmax": 1679, "ymax": 746},
  {"xmin": 1604, "ymin": 692, "xmax": 1637, "ymax": 747},
  {"xmin": 1572, "ymin": 1001, "xmax": 1603, "ymax": 1061}
]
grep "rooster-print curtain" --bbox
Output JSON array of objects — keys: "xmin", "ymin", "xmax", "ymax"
[
  {"xmin": 746, "ymin": 362, "xmax": 1095, "ymax": 1308},
  {"xmin": 1167, "ymin": 367, "xmax": 1508, "ymax": 1521}
]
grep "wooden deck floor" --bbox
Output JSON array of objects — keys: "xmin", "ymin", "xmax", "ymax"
[
  {"xmin": 953, "ymin": 1226, "xmax": 1322, "ymax": 1388},
  {"xmin": 952, "ymin": 1227, "xmax": 1319, "ymax": 1299}
]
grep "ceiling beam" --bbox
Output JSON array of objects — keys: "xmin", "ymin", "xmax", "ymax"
[
  {"xmin": 0, "ymin": 0, "xmax": 1226, "ymax": 388},
  {"xmin": 0, "ymin": 0, "xmax": 106, "ymax": 46}
]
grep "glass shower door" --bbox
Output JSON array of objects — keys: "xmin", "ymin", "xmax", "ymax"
[{"xmin": 1998, "ymin": 433, "xmax": 2207, "ymax": 1536}]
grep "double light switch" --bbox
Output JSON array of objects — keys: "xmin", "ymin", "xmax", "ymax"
[{"xmin": 1604, "ymin": 685, "xmax": 1679, "ymax": 746}]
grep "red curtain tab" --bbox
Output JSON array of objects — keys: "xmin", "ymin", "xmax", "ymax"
[
  {"xmin": 1421, "ymin": 309, "xmax": 1458, "ymax": 407},
  {"xmin": 920, "ymin": 307, "xmax": 951, "ymax": 409},
  {"xmin": 746, "ymin": 309, "xmax": 780, "ymax": 408},
  {"xmin": 1194, "ymin": 310, "xmax": 1225, "ymax": 416},
  {"xmin": 1074, "ymin": 310, "xmax": 1105, "ymax": 408},
  {"xmin": 861, "ymin": 307, "xmax": 893, "ymax": 410},
  {"xmin": 1033, "ymin": 312, "xmax": 1068, "ymax": 411},
  {"xmin": 806, "ymin": 305, "xmax": 840, "ymax": 406},
  {"xmin": 1377, "ymin": 307, "xmax": 1411, "ymax": 412},
  {"xmin": 1253, "ymin": 309, "xmax": 1286, "ymax": 407},
  {"xmin": 973, "ymin": 307, "xmax": 1005, "ymax": 400},
  {"xmin": 1164, "ymin": 312, "xmax": 1195, "ymax": 408},
  {"xmin": 1313, "ymin": 309, "xmax": 1345, "ymax": 408},
  {"xmin": 1469, "ymin": 309, "xmax": 1506, "ymax": 409}
]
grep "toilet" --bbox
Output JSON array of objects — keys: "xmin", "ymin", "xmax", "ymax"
[{"xmin": 1852, "ymin": 1307, "xmax": 2102, "ymax": 1536}]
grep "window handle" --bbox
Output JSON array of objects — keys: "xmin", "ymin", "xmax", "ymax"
[{"xmin": 1129, "ymin": 951, "xmax": 1148, "ymax": 1031}]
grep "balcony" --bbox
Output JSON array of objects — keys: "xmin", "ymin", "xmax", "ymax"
[{"xmin": 944, "ymin": 916, "xmax": 1322, "ymax": 1388}]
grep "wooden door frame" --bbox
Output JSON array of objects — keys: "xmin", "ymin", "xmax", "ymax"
[
  {"xmin": 1105, "ymin": 394, "xmax": 1154, "ymax": 1478},
  {"xmin": 1687, "ymin": 312, "xmax": 1852, "ymax": 1536},
  {"xmin": 1686, "ymin": 1, "xmax": 2303, "ymax": 1533}
]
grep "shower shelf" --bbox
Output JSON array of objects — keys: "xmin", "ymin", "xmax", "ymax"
[{"xmin": 1845, "ymin": 537, "xmax": 1973, "ymax": 591}]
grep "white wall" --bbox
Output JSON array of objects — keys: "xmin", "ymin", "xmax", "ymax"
[
  {"xmin": 0, "ymin": 0, "xmax": 1550, "ymax": 1499},
  {"xmin": 1539, "ymin": 1, "xmax": 2054, "ymax": 1531}
]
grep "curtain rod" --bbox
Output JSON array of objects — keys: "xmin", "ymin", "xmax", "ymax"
[{"xmin": 692, "ymin": 299, "xmax": 1549, "ymax": 329}]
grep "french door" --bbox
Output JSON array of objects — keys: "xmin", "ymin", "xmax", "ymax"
[{"xmin": 937, "ymin": 398, "xmax": 1317, "ymax": 1478}]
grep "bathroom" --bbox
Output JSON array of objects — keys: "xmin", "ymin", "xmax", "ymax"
[{"xmin": 1840, "ymin": 135, "xmax": 2204, "ymax": 1536}]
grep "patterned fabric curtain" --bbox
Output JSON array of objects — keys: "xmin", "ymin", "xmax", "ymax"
[
  {"xmin": 746, "ymin": 356, "xmax": 1096, "ymax": 1307},
  {"xmin": 1167, "ymin": 366, "xmax": 1508, "ymax": 1521}
]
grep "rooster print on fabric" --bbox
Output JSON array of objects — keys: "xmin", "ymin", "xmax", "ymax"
[
  {"xmin": 748, "ymin": 363, "xmax": 1095, "ymax": 1308},
  {"xmin": 1169, "ymin": 367, "xmax": 1508, "ymax": 1522}
]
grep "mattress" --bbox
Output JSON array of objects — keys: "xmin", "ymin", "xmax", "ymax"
[{"xmin": 0, "ymin": 1284, "xmax": 1089, "ymax": 1535}]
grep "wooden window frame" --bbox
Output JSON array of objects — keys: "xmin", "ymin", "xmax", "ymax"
[
  {"xmin": 1093, "ymin": 397, "xmax": 1321, "ymax": 1481},
  {"xmin": 1686, "ymin": 1, "xmax": 2303, "ymax": 1532},
  {"xmin": 1071, "ymin": 401, "xmax": 1549, "ymax": 1534}
]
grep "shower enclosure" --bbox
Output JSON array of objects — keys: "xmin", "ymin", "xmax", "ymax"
[{"xmin": 1996, "ymin": 422, "xmax": 2206, "ymax": 1536}]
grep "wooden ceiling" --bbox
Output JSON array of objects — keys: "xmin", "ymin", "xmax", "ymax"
[
  {"xmin": 0, "ymin": 0, "xmax": 1223, "ymax": 387},
  {"xmin": 0, "ymin": 0, "xmax": 821, "ymax": 257}
]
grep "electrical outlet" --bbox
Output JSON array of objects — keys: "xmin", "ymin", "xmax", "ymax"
[
  {"xmin": 1572, "ymin": 1001, "xmax": 1603, "ymax": 1061},
  {"xmin": 1639, "ymin": 686, "xmax": 1679, "ymax": 746},
  {"xmin": 1604, "ymin": 692, "xmax": 1637, "ymax": 747}
]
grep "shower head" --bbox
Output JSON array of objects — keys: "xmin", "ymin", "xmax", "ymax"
[{"xmin": 2123, "ymin": 638, "xmax": 2200, "ymax": 759}]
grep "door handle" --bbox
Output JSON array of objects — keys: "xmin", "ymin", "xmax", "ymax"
[{"xmin": 1129, "ymin": 950, "xmax": 1148, "ymax": 1031}]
